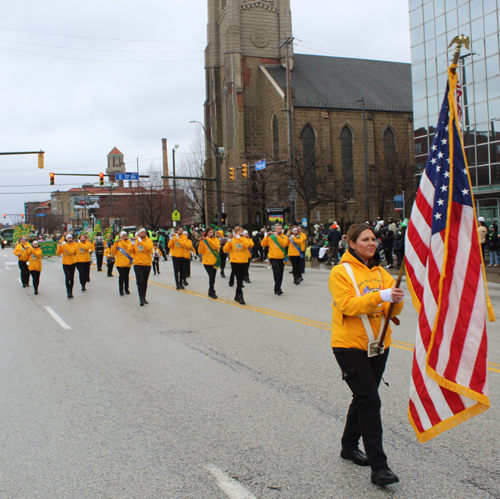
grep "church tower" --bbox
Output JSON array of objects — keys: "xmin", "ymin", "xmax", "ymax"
[{"xmin": 204, "ymin": 0, "xmax": 293, "ymax": 224}]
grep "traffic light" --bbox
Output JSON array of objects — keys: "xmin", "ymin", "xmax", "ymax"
[
  {"xmin": 99, "ymin": 172, "xmax": 104, "ymax": 186},
  {"xmin": 3, "ymin": 214, "xmax": 5, "ymax": 219},
  {"xmin": 49, "ymin": 172, "xmax": 55, "ymax": 185},
  {"xmin": 241, "ymin": 163, "xmax": 248, "ymax": 178},
  {"xmin": 38, "ymin": 152, "xmax": 44, "ymax": 169},
  {"xmin": 229, "ymin": 167, "xmax": 235, "ymax": 181}
]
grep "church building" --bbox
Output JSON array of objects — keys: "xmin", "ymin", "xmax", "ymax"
[{"xmin": 204, "ymin": 0, "xmax": 415, "ymax": 228}]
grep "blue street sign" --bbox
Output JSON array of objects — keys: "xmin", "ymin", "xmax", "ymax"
[
  {"xmin": 36, "ymin": 213, "xmax": 46, "ymax": 217},
  {"xmin": 116, "ymin": 172, "xmax": 139, "ymax": 180},
  {"xmin": 255, "ymin": 159, "xmax": 266, "ymax": 171},
  {"xmin": 394, "ymin": 194, "xmax": 403, "ymax": 210}
]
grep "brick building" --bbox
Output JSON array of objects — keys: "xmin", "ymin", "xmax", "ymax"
[{"xmin": 204, "ymin": 0, "xmax": 416, "ymax": 228}]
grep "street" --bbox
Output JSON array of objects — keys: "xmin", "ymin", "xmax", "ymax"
[{"xmin": 1, "ymin": 252, "xmax": 500, "ymax": 499}]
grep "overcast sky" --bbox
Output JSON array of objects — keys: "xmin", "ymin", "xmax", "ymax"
[{"xmin": 0, "ymin": 0, "xmax": 411, "ymax": 221}]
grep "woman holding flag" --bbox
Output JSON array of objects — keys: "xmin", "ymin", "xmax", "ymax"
[
  {"xmin": 288, "ymin": 227, "xmax": 307, "ymax": 284},
  {"xmin": 112, "ymin": 232, "xmax": 133, "ymax": 296},
  {"xmin": 198, "ymin": 227, "xmax": 221, "ymax": 299}
]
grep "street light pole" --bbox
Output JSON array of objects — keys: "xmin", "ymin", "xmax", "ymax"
[
  {"xmin": 172, "ymin": 145, "xmax": 179, "ymax": 211},
  {"xmin": 358, "ymin": 98, "xmax": 370, "ymax": 222}
]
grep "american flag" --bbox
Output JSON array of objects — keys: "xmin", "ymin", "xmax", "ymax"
[{"xmin": 405, "ymin": 67, "xmax": 491, "ymax": 443}]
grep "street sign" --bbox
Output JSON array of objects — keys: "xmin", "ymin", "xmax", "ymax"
[
  {"xmin": 116, "ymin": 172, "xmax": 139, "ymax": 181},
  {"xmin": 150, "ymin": 171, "xmax": 162, "ymax": 183},
  {"xmin": 109, "ymin": 217, "xmax": 115, "ymax": 225},
  {"xmin": 394, "ymin": 194, "xmax": 404, "ymax": 211},
  {"xmin": 302, "ymin": 218, "xmax": 308, "ymax": 227},
  {"xmin": 36, "ymin": 213, "xmax": 46, "ymax": 217},
  {"xmin": 172, "ymin": 210, "xmax": 181, "ymax": 221},
  {"xmin": 255, "ymin": 159, "xmax": 266, "ymax": 171}
]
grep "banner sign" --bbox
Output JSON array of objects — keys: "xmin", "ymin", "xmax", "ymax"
[{"xmin": 39, "ymin": 242, "xmax": 57, "ymax": 257}]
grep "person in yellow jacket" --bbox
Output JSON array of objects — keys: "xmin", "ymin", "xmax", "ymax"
[
  {"xmin": 104, "ymin": 241, "xmax": 115, "ymax": 277},
  {"xmin": 111, "ymin": 231, "xmax": 134, "ymax": 296},
  {"xmin": 27, "ymin": 240, "xmax": 43, "ymax": 295},
  {"xmin": 261, "ymin": 223, "xmax": 289, "ymax": 295},
  {"xmin": 76, "ymin": 233, "xmax": 92, "ymax": 291},
  {"xmin": 198, "ymin": 227, "xmax": 221, "ymax": 299},
  {"xmin": 56, "ymin": 233, "xmax": 78, "ymax": 298},
  {"xmin": 130, "ymin": 228, "xmax": 154, "ymax": 306},
  {"xmin": 168, "ymin": 227, "xmax": 189, "ymax": 290},
  {"xmin": 288, "ymin": 226, "xmax": 307, "ymax": 285},
  {"xmin": 13, "ymin": 236, "xmax": 31, "ymax": 287},
  {"xmin": 328, "ymin": 223, "xmax": 404, "ymax": 486},
  {"xmin": 223, "ymin": 226, "xmax": 251, "ymax": 305},
  {"xmin": 151, "ymin": 241, "xmax": 164, "ymax": 276}
]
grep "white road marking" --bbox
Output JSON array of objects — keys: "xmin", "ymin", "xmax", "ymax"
[
  {"xmin": 44, "ymin": 307, "xmax": 71, "ymax": 330},
  {"xmin": 205, "ymin": 465, "xmax": 257, "ymax": 499},
  {"xmin": 5, "ymin": 261, "xmax": 18, "ymax": 266},
  {"xmin": 17, "ymin": 278, "xmax": 22, "ymax": 284},
  {"xmin": 5, "ymin": 266, "xmax": 10, "ymax": 271}
]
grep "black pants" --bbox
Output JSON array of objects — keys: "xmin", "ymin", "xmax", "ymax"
[
  {"xmin": 30, "ymin": 270, "xmax": 40, "ymax": 292},
  {"xmin": 219, "ymin": 251, "xmax": 227, "ymax": 274},
  {"xmin": 290, "ymin": 256, "xmax": 302, "ymax": 282},
  {"xmin": 152, "ymin": 259, "xmax": 160, "ymax": 274},
  {"xmin": 63, "ymin": 264, "xmax": 76, "ymax": 295},
  {"xmin": 172, "ymin": 256, "xmax": 184, "ymax": 286},
  {"xmin": 333, "ymin": 348, "xmax": 390, "ymax": 470},
  {"xmin": 383, "ymin": 247, "xmax": 393, "ymax": 266},
  {"xmin": 134, "ymin": 264, "xmax": 151, "ymax": 301},
  {"xmin": 394, "ymin": 251, "xmax": 404, "ymax": 268},
  {"xmin": 300, "ymin": 253, "xmax": 306, "ymax": 275},
  {"xmin": 231, "ymin": 262, "xmax": 246, "ymax": 295},
  {"xmin": 18, "ymin": 260, "xmax": 30, "ymax": 286},
  {"xmin": 159, "ymin": 244, "xmax": 167, "ymax": 260},
  {"xmin": 244, "ymin": 261, "xmax": 250, "ymax": 280},
  {"xmin": 269, "ymin": 258, "xmax": 285, "ymax": 292},
  {"xmin": 204, "ymin": 264, "xmax": 217, "ymax": 294},
  {"xmin": 117, "ymin": 266, "xmax": 130, "ymax": 293},
  {"xmin": 185, "ymin": 258, "xmax": 191, "ymax": 278},
  {"xmin": 107, "ymin": 260, "xmax": 114, "ymax": 276},
  {"xmin": 76, "ymin": 261, "xmax": 90, "ymax": 288},
  {"xmin": 96, "ymin": 253, "xmax": 104, "ymax": 271}
]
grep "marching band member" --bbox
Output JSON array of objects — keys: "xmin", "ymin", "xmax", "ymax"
[
  {"xmin": 223, "ymin": 226, "xmax": 251, "ymax": 305},
  {"xmin": 130, "ymin": 228, "xmax": 153, "ymax": 306},
  {"xmin": 168, "ymin": 227, "xmax": 189, "ymax": 290},
  {"xmin": 112, "ymin": 232, "xmax": 133, "ymax": 296},
  {"xmin": 329, "ymin": 224, "xmax": 404, "ymax": 486},
  {"xmin": 198, "ymin": 227, "xmax": 221, "ymax": 299},
  {"xmin": 27, "ymin": 240, "xmax": 42, "ymax": 295},
  {"xmin": 151, "ymin": 241, "xmax": 163, "ymax": 275},
  {"xmin": 104, "ymin": 241, "xmax": 115, "ymax": 277},
  {"xmin": 56, "ymin": 233, "xmax": 78, "ymax": 298},
  {"xmin": 13, "ymin": 236, "xmax": 31, "ymax": 287},
  {"xmin": 288, "ymin": 227, "xmax": 307, "ymax": 285},
  {"xmin": 76, "ymin": 233, "xmax": 92, "ymax": 291},
  {"xmin": 261, "ymin": 223, "xmax": 289, "ymax": 295}
]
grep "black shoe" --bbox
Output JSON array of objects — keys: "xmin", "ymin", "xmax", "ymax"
[
  {"xmin": 371, "ymin": 467, "xmax": 399, "ymax": 486},
  {"xmin": 125, "ymin": 290, "xmax": 130, "ymax": 294},
  {"xmin": 340, "ymin": 449, "xmax": 369, "ymax": 466},
  {"xmin": 299, "ymin": 277, "xmax": 303, "ymax": 282},
  {"xmin": 294, "ymin": 280, "xmax": 300, "ymax": 285},
  {"xmin": 158, "ymin": 272, "xmax": 161, "ymax": 274},
  {"xmin": 229, "ymin": 282, "xmax": 234, "ymax": 287},
  {"xmin": 34, "ymin": 290, "xmax": 38, "ymax": 295},
  {"xmin": 23, "ymin": 284, "xmax": 27, "ymax": 288},
  {"xmin": 143, "ymin": 299, "xmax": 149, "ymax": 304},
  {"xmin": 238, "ymin": 294, "xmax": 245, "ymax": 305},
  {"xmin": 183, "ymin": 280, "xmax": 189, "ymax": 286},
  {"xmin": 177, "ymin": 285, "xmax": 185, "ymax": 290},
  {"xmin": 234, "ymin": 293, "xmax": 239, "ymax": 302},
  {"xmin": 67, "ymin": 293, "xmax": 73, "ymax": 299},
  {"xmin": 120, "ymin": 291, "xmax": 124, "ymax": 296},
  {"xmin": 243, "ymin": 278, "xmax": 250, "ymax": 283},
  {"xmin": 209, "ymin": 291, "xmax": 218, "ymax": 299},
  {"xmin": 275, "ymin": 290, "xmax": 283, "ymax": 296},
  {"xmin": 81, "ymin": 286, "xmax": 86, "ymax": 291},
  {"xmin": 221, "ymin": 272, "xmax": 226, "ymax": 278},
  {"xmin": 140, "ymin": 300, "xmax": 145, "ymax": 306}
]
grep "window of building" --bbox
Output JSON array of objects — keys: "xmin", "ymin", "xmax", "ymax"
[
  {"xmin": 384, "ymin": 128, "xmax": 396, "ymax": 164},
  {"xmin": 341, "ymin": 127, "xmax": 354, "ymax": 199},
  {"xmin": 302, "ymin": 125, "xmax": 317, "ymax": 197},
  {"xmin": 272, "ymin": 114, "xmax": 279, "ymax": 161}
]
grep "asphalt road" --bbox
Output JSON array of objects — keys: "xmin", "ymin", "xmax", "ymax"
[{"xmin": 1, "ymin": 251, "xmax": 500, "ymax": 499}]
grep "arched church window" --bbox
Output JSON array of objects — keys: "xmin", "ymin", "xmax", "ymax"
[
  {"xmin": 384, "ymin": 128, "xmax": 395, "ymax": 164},
  {"xmin": 273, "ymin": 114, "xmax": 279, "ymax": 161},
  {"xmin": 302, "ymin": 125, "xmax": 317, "ymax": 197},
  {"xmin": 341, "ymin": 127, "xmax": 354, "ymax": 199}
]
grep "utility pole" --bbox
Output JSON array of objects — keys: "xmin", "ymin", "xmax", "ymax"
[
  {"xmin": 284, "ymin": 36, "xmax": 296, "ymax": 224},
  {"xmin": 172, "ymin": 145, "xmax": 179, "ymax": 210}
]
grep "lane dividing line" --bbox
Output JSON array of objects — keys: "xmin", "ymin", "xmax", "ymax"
[
  {"xmin": 44, "ymin": 307, "xmax": 71, "ymax": 330},
  {"xmin": 17, "ymin": 278, "xmax": 22, "ymax": 285},
  {"xmin": 205, "ymin": 465, "xmax": 257, "ymax": 499},
  {"xmin": 145, "ymin": 279, "xmax": 500, "ymax": 374},
  {"xmin": 5, "ymin": 266, "xmax": 10, "ymax": 271}
]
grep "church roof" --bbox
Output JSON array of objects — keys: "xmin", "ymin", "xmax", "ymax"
[
  {"xmin": 108, "ymin": 147, "xmax": 123, "ymax": 156},
  {"xmin": 264, "ymin": 54, "xmax": 412, "ymax": 113}
]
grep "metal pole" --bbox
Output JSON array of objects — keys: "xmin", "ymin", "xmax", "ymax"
[
  {"xmin": 360, "ymin": 98, "xmax": 370, "ymax": 222},
  {"xmin": 215, "ymin": 144, "xmax": 222, "ymax": 226},
  {"xmin": 172, "ymin": 148, "xmax": 177, "ymax": 210},
  {"xmin": 402, "ymin": 190, "xmax": 405, "ymax": 221},
  {"xmin": 285, "ymin": 37, "xmax": 296, "ymax": 224}
]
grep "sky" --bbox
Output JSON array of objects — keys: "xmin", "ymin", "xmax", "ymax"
[{"xmin": 0, "ymin": 0, "xmax": 411, "ymax": 222}]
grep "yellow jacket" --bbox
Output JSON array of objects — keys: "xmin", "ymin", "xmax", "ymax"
[
  {"xmin": 111, "ymin": 240, "xmax": 133, "ymax": 268},
  {"xmin": 56, "ymin": 240, "xmax": 77, "ymax": 265},
  {"xmin": 76, "ymin": 241, "xmax": 92, "ymax": 263},
  {"xmin": 104, "ymin": 247, "xmax": 114, "ymax": 262},
  {"xmin": 168, "ymin": 234, "xmax": 188, "ymax": 258},
  {"xmin": 198, "ymin": 237, "xmax": 221, "ymax": 266},
  {"xmin": 151, "ymin": 246, "xmax": 163, "ymax": 260},
  {"xmin": 27, "ymin": 246, "xmax": 43, "ymax": 271},
  {"xmin": 261, "ymin": 233, "xmax": 289, "ymax": 259},
  {"xmin": 288, "ymin": 233, "xmax": 307, "ymax": 257},
  {"xmin": 131, "ymin": 236, "xmax": 153, "ymax": 266},
  {"xmin": 14, "ymin": 242, "xmax": 31, "ymax": 261},
  {"xmin": 223, "ymin": 236, "xmax": 251, "ymax": 263},
  {"xmin": 183, "ymin": 238, "xmax": 193, "ymax": 259},
  {"xmin": 329, "ymin": 250, "xmax": 404, "ymax": 350}
]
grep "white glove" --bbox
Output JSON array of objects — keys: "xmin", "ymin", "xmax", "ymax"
[
  {"xmin": 228, "ymin": 238, "xmax": 232, "ymax": 242},
  {"xmin": 379, "ymin": 288, "xmax": 393, "ymax": 303},
  {"xmin": 236, "ymin": 235, "xmax": 241, "ymax": 239},
  {"xmin": 169, "ymin": 234, "xmax": 174, "ymax": 239},
  {"xmin": 137, "ymin": 237, "xmax": 142, "ymax": 243},
  {"xmin": 62, "ymin": 241, "xmax": 66, "ymax": 246}
]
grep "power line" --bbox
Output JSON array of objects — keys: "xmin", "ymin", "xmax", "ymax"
[{"xmin": 0, "ymin": 26, "xmax": 205, "ymax": 44}]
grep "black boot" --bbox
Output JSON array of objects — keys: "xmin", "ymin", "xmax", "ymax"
[
  {"xmin": 371, "ymin": 467, "xmax": 399, "ymax": 486},
  {"xmin": 125, "ymin": 289, "xmax": 130, "ymax": 294},
  {"xmin": 234, "ymin": 292, "xmax": 239, "ymax": 302},
  {"xmin": 238, "ymin": 294, "xmax": 245, "ymax": 305},
  {"xmin": 183, "ymin": 280, "xmax": 189, "ymax": 286}
]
